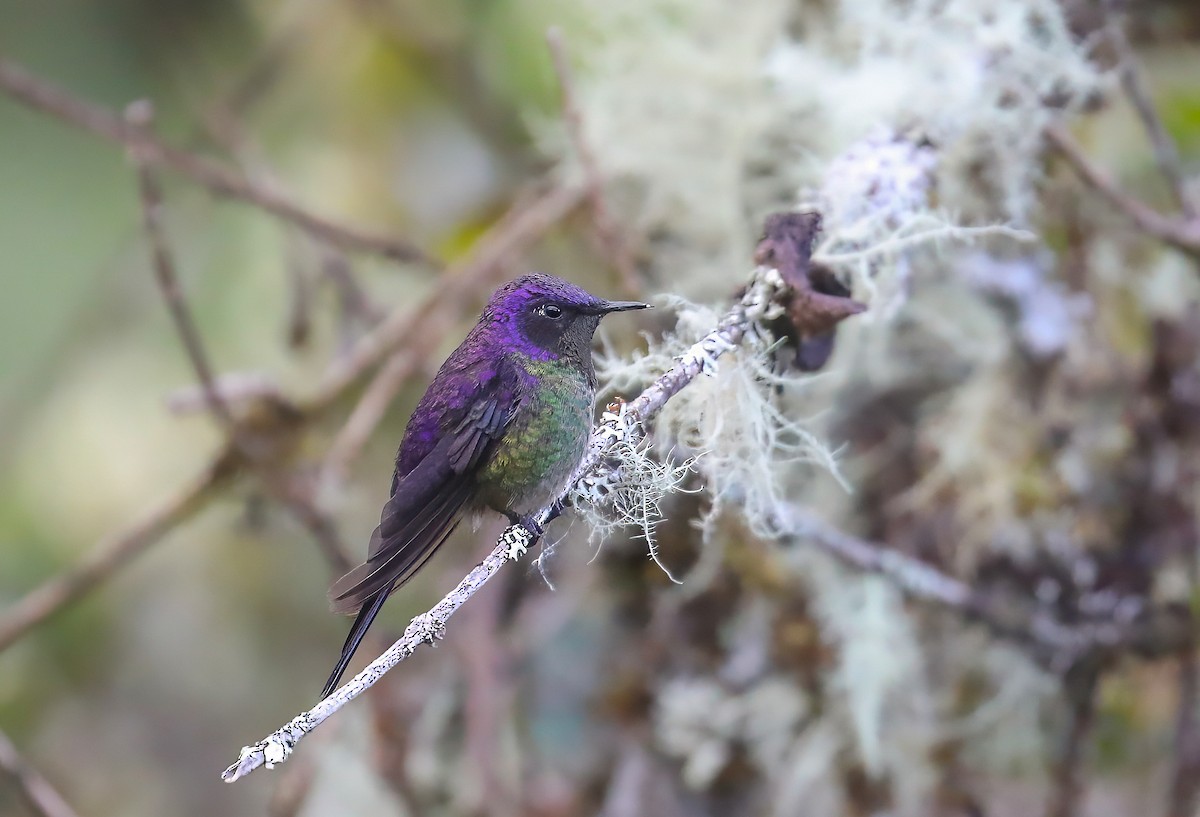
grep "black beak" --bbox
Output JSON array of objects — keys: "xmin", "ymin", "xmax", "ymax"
[{"xmin": 595, "ymin": 299, "xmax": 652, "ymax": 314}]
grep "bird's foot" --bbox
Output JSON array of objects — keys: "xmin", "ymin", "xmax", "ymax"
[
  {"xmin": 500, "ymin": 512, "xmax": 543, "ymax": 561},
  {"xmin": 504, "ymin": 510, "xmax": 544, "ymax": 540}
]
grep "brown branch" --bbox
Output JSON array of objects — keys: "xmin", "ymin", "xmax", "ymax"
[
  {"xmin": 1167, "ymin": 524, "xmax": 1200, "ymax": 817},
  {"xmin": 131, "ymin": 106, "xmax": 353, "ymax": 574},
  {"xmin": 1167, "ymin": 649, "xmax": 1200, "ymax": 817},
  {"xmin": 0, "ymin": 457, "xmax": 232, "ymax": 652},
  {"xmin": 264, "ymin": 473, "xmax": 353, "ymax": 575},
  {"xmin": 545, "ymin": 27, "xmax": 642, "ymax": 298},
  {"xmin": 127, "ymin": 101, "xmax": 237, "ymax": 433},
  {"xmin": 0, "ymin": 729, "xmax": 84, "ymax": 817},
  {"xmin": 0, "ymin": 56, "xmax": 436, "ymax": 265},
  {"xmin": 1102, "ymin": 5, "xmax": 1196, "ymax": 220},
  {"xmin": 1045, "ymin": 123, "xmax": 1200, "ymax": 259}
]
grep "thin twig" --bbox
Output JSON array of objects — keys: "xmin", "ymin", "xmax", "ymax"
[
  {"xmin": 1045, "ymin": 124, "xmax": 1200, "ymax": 258},
  {"xmin": 1167, "ymin": 523, "xmax": 1200, "ymax": 817},
  {"xmin": 0, "ymin": 57, "xmax": 435, "ymax": 265},
  {"xmin": 774, "ymin": 505, "xmax": 1193, "ymax": 665},
  {"xmin": 1167, "ymin": 650, "xmax": 1200, "ymax": 817},
  {"xmin": 0, "ymin": 729, "xmax": 84, "ymax": 817},
  {"xmin": 1102, "ymin": 4, "xmax": 1196, "ymax": 219},
  {"xmin": 130, "ymin": 107, "xmax": 354, "ymax": 574},
  {"xmin": 0, "ymin": 458, "xmax": 232, "ymax": 652},
  {"xmin": 127, "ymin": 101, "xmax": 237, "ymax": 433},
  {"xmin": 1046, "ymin": 668, "xmax": 1099, "ymax": 817},
  {"xmin": 545, "ymin": 27, "xmax": 642, "ymax": 298},
  {"xmin": 221, "ymin": 267, "xmax": 784, "ymax": 781},
  {"xmin": 265, "ymin": 474, "xmax": 354, "ymax": 575}
]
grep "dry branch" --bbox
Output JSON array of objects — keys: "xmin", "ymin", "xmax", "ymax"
[
  {"xmin": 1045, "ymin": 124, "xmax": 1200, "ymax": 259},
  {"xmin": 1102, "ymin": 5, "xmax": 1196, "ymax": 220},
  {"xmin": 0, "ymin": 729, "xmax": 83, "ymax": 817},
  {"xmin": 0, "ymin": 57, "xmax": 435, "ymax": 265},
  {"xmin": 0, "ymin": 459, "xmax": 231, "ymax": 652},
  {"xmin": 127, "ymin": 101, "xmax": 238, "ymax": 433}
]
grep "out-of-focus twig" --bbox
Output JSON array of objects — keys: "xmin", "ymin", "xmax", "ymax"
[
  {"xmin": 546, "ymin": 27, "xmax": 642, "ymax": 298},
  {"xmin": 0, "ymin": 729, "xmax": 84, "ymax": 817},
  {"xmin": 129, "ymin": 103, "xmax": 353, "ymax": 575},
  {"xmin": 1046, "ymin": 669, "xmax": 1099, "ymax": 817},
  {"xmin": 127, "ymin": 101, "xmax": 238, "ymax": 434},
  {"xmin": 1045, "ymin": 124, "xmax": 1200, "ymax": 259},
  {"xmin": 777, "ymin": 505, "xmax": 1194, "ymax": 665},
  {"xmin": 1167, "ymin": 521, "xmax": 1200, "ymax": 817},
  {"xmin": 0, "ymin": 57, "xmax": 436, "ymax": 265},
  {"xmin": 1102, "ymin": 4, "xmax": 1196, "ymax": 220},
  {"xmin": 0, "ymin": 459, "xmax": 232, "ymax": 652},
  {"xmin": 1167, "ymin": 649, "xmax": 1200, "ymax": 817}
]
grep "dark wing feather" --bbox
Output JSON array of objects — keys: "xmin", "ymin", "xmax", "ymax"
[{"xmin": 319, "ymin": 360, "xmax": 519, "ymax": 698}]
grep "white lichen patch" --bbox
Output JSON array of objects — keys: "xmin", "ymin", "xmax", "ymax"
[
  {"xmin": 654, "ymin": 675, "xmax": 809, "ymax": 789},
  {"xmin": 570, "ymin": 401, "xmax": 699, "ymax": 582},
  {"xmin": 599, "ymin": 296, "xmax": 849, "ymax": 550}
]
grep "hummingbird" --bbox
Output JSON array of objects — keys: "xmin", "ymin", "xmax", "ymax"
[{"xmin": 320, "ymin": 273, "xmax": 649, "ymax": 699}]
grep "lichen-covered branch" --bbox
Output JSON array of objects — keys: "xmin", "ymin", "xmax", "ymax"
[
  {"xmin": 221, "ymin": 266, "xmax": 789, "ymax": 782},
  {"xmin": 774, "ymin": 504, "xmax": 1193, "ymax": 667}
]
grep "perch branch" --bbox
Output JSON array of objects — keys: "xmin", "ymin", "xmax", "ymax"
[
  {"xmin": 221, "ymin": 267, "xmax": 788, "ymax": 781},
  {"xmin": 0, "ymin": 56, "xmax": 435, "ymax": 265},
  {"xmin": 0, "ymin": 729, "xmax": 84, "ymax": 817},
  {"xmin": 1045, "ymin": 124, "xmax": 1200, "ymax": 258}
]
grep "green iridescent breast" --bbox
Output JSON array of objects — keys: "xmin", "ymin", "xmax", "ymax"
[{"xmin": 477, "ymin": 358, "xmax": 593, "ymax": 512}]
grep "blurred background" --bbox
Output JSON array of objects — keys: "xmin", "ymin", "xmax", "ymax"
[{"xmin": 1, "ymin": 1, "xmax": 1199, "ymax": 816}]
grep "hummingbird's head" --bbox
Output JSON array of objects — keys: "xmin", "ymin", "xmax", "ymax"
[{"xmin": 484, "ymin": 273, "xmax": 649, "ymax": 364}]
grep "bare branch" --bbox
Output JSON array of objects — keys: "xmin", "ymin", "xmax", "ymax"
[
  {"xmin": 1046, "ymin": 669, "xmax": 1098, "ymax": 817},
  {"xmin": 1167, "ymin": 650, "xmax": 1200, "ymax": 817},
  {"xmin": 0, "ymin": 459, "xmax": 231, "ymax": 652},
  {"xmin": 126, "ymin": 101, "xmax": 237, "ymax": 433},
  {"xmin": 0, "ymin": 729, "xmax": 83, "ymax": 817},
  {"xmin": 1045, "ymin": 124, "xmax": 1200, "ymax": 258},
  {"xmin": 0, "ymin": 57, "xmax": 436, "ymax": 265},
  {"xmin": 775, "ymin": 505, "xmax": 1194, "ymax": 664},
  {"xmin": 1102, "ymin": 5, "xmax": 1196, "ymax": 219},
  {"xmin": 546, "ymin": 26, "xmax": 642, "ymax": 297}
]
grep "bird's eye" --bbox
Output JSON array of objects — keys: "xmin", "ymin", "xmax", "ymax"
[{"xmin": 537, "ymin": 303, "xmax": 563, "ymax": 319}]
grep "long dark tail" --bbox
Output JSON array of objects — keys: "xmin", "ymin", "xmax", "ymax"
[{"xmin": 320, "ymin": 584, "xmax": 393, "ymax": 700}]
